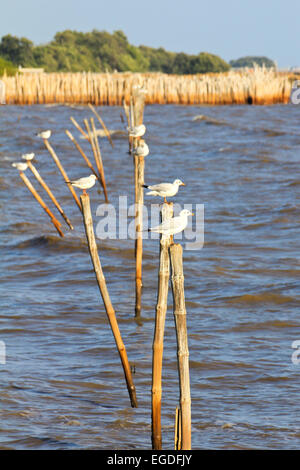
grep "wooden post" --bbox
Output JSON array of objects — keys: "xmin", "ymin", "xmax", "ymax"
[
  {"xmin": 43, "ymin": 138, "xmax": 82, "ymax": 212},
  {"xmin": 27, "ymin": 160, "xmax": 73, "ymax": 230},
  {"xmin": 88, "ymin": 103, "xmax": 114, "ymax": 148},
  {"xmin": 170, "ymin": 243, "xmax": 191, "ymax": 450},
  {"xmin": 151, "ymin": 203, "xmax": 173, "ymax": 449},
  {"xmin": 135, "ymin": 154, "xmax": 144, "ymax": 318},
  {"xmin": 65, "ymin": 129, "xmax": 101, "ymax": 187},
  {"xmin": 90, "ymin": 117, "xmax": 109, "ymax": 203},
  {"xmin": 80, "ymin": 193, "xmax": 138, "ymax": 408},
  {"xmin": 19, "ymin": 171, "xmax": 64, "ymax": 237},
  {"xmin": 130, "ymin": 89, "xmax": 146, "ymax": 319}
]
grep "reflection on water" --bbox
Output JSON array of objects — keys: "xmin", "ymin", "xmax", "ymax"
[{"xmin": 1, "ymin": 104, "xmax": 300, "ymax": 449}]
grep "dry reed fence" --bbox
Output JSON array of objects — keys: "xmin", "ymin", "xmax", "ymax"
[{"xmin": 1, "ymin": 67, "xmax": 292, "ymax": 105}]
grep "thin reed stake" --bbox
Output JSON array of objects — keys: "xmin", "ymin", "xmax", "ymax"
[
  {"xmin": 174, "ymin": 406, "xmax": 182, "ymax": 450},
  {"xmin": 170, "ymin": 243, "xmax": 191, "ymax": 450},
  {"xmin": 84, "ymin": 118, "xmax": 99, "ymax": 171},
  {"xmin": 123, "ymin": 99, "xmax": 131, "ymax": 154},
  {"xmin": 70, "ymin": 116, "xmax": 89, "ymax": 140},
  {"xmin": 65, "ymin": 129, "xmax": 101, "ymax": 187},
  {"xmin": 27, "ymin": 160, "xmax": 73, "ymax": 230},
  {"xmin": 90, "ymin": 117, "xmax": 109, "ymax": 203},
  {"xmin": 19, "ymin": 171, "xmax": 64, "ymax": 237},
  {"xmin": 43, "ymin": 139, "xmax": 82, "ymax": 212},
  {"xmin": 151, "ymin": 203, "xmax": 174, "ymax": 449},
  {"xmin": 88, "ymin": 103, "xmax": 114, "ymax": 148},
  {"xmin": 80, "ymin": 193, "xmax": 138, "ymax": 408}
]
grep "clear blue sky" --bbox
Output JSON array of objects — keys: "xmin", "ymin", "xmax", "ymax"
[{"xmin": 1, "ymin": 0, "xmax": 299, "ymax": 68}]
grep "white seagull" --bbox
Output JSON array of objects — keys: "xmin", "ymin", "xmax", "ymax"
[
  {"xmin": 22, "ymin": 153, "xmax": 35, "ymax": 161},
  {"xmin": 133, "ymin": 139, "xmax": 149, "ymax": 157},
  {"xmin": 127, "ymin": 124, "xmax": 146, "ymax": 138},
  {"xmin": 143, "ymin": 179, "xmax": 185, "ymax": 203},
  {"xmin": 66, "ymin": 174, "xmax": 97, "ymax": 193},
  {"xmin": 36, "ymin": 130, "xmax": 51, "ymax": 139},
  {"xmin": 148, "ymin": 209, "xmax": 194, "ymax": 240},
  {"xmin": 12, "ymin": 162, "xmax": 28, "ymax": 171}
]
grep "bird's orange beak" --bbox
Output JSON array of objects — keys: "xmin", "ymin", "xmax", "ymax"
[
  {"xmin": 191, "ymin": 213, "xmax": 194, "ymax": 216},
  {"xmin": 181, "ymin": 182, "xmax": 186, "ymax": 186}
]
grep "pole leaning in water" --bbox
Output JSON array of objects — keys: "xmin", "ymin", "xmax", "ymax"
[
  {"xmin": 65, "ymin": 129, "xmax": 100, "ymax": 185},
  {"xmin": 90, "ymin": 117, "xmax": 109, "ymax": 203},
  {"xmin": 80, "ymin": 193, "xmax": 138, "ymax": 408},
  {"xmin": 18, "ymin": 170, "xmax": 64, "ymax": 237},
  {"xmin": 43, "ymin": 138, "xmax": 82, "ymax": 212},
  {"xmin": 27, "ymin": 160, "xmax": 73, "ymax": 230}
]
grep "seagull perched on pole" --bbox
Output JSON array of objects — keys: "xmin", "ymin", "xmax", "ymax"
[
  {"xmin": 12, "ymin": 162, "xmax": 28, "ymax": 171},
  {"xmin": 143, "ymin": 179, "xmax": 185, "ymax": 203},
  {"xmin": 22, "ymin": 153, "xmax": 35, "ymax": 161},
  {"xmin": 148, "ymin": 209, "xmax": 194, "ymax": 242},
  {"xmin": 127, "ymin": 124, "xmax": 146, "ymax": 138},
  {"xmin": 133, "ymin": 139, "xmax": 149, "ymax": 157},
  {"xmin": 36, "ymin": 130, "xmax": 51, "ymax": 139},
  {"xmin": 66, "ymin": 174, "xmax": 97, "ymax": 194}
]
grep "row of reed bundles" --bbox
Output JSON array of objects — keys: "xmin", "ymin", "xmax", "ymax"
[{"xmin": 2, "ymin": 67, "xmax": 292, "ymax": 105}]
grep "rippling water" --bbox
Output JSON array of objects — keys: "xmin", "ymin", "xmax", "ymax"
[{"xmin": 1, "ymin": 104, "xmax": 300, "ymax": 450}]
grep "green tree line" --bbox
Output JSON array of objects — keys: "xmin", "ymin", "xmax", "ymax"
[
  {"xmin": 0, "ymin": 30, "xmax": 230, "ymax": 74},
  {"xmin": 230, "ymin": 56, "xmax": 275, "ymax": 68}
]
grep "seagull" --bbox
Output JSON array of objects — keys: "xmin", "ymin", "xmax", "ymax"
[
  {"xmin": 22, "ymin": 153, "xmax": 35, "ymax": 161},
  {"xmin": 132, "ymin": 85, "xmax": 148, "ymax": 94},
  {"xmin": 143, "ymin": 179, "xmax": 185, "ymax": 203},
  {"xmin": 148, "ymin": 209, "xmax": 194, "ymax": 241},
  {"xmin": 127, "ymin": 124, "xmax": 146, "ymax": 138},
  {"xmin": 12, "ymin": 162, "xmax": 28, "ymax": 171},
  {"xmin": 36, "ymin": 130, "xmax": 51, "ymax": 139},
  {"xmin": 66, "ymin": 174, "xmax": 97, "ymax": 193},
  {"xmin": 133, "ymin": 139, "xmax": 149, "ymax": 157}
]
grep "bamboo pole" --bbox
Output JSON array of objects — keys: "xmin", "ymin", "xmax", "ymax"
[
  {"xmin": 65, "ymin": 129, "xmax": 101, "ymax": 187},
  {"xmin": 90, "ymin": 117, "xmax": 109, "ymax": 203},
  {"xmin": 135, "ymin": 154, "xmax": 144, "ymax": 318},
  {"xmin": 18, "ymin": 171, "xmax": 64, "ymax": 237},
  {"xmin": 70, "ymin": 116, "xmax": 89, "ymax": 140},
  {"xmin": 151, "ymin": 202, "xmax": 173, "ymax": 450},
  {"xmin": 84, "ymin": 118, "xmax": 100, "ymax": 172},
  {"xmin": 123, "ymin": 99, "xmax": 131, "ymax": 154},
  {"xmin": 131, "ymin": 90, "xmax": 146, "ymax": 319},
  {"xmin": 88, "ymin": 102, "xmax": 114, "ymax": 148},
  {"xmin": 43, "ymin": 138, "xmax": 82, "ymax": 212},
  {"xmin": 80, "ymin": 193, "xmax": 138, "ymax": 408},
  {"xmin": 170, "ymin": 243, "xmax": 191, "ymax": 450},
  {"xmin": 27, "ymin": 160, "xmax": 73, "ymax": 230}
]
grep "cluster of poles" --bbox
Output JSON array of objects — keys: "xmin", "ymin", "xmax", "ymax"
[
  {"xmin": 11, "ymin": 92, "xmax": 191, "ymax": 449},
  {"xmin": 2, "ymin": 66, "xmax": 292, "ymax": 105}
]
